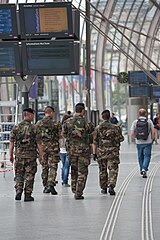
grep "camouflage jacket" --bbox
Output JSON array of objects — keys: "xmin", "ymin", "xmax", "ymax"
[
  {"xmin": 36, "ymin": 117, "xmax": 61, "ymax": 153},
  {"xmin": 62, "ymin": 115, "xmax": 94, "ymax": 156},
  {"xmin": 93, "ymin": 120, "xmax": 124, "ymax": 160},
  {"xmin": 10, "ymin": 120, "xmax": 41, "ymax": 158}
]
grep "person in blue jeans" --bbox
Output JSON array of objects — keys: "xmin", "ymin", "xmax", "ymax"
[
  {"xmin": 130, "ymin": 108, "xmax": 155, "ymax": 178},
  {"xmin": 59, "ymin": 113, "xmax": 72, "ymax": 187},
  {"xmin": 60, "ymin": 146, "xmax": 70, "ymax": 187}
]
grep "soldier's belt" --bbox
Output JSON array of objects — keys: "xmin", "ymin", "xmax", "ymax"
[
  {"xmin": 20, "ymin": 141, "xmax": 29, "ymax": 144},
  {"xmin": 99, "ymin": 144, "xmax": 114, "ymax": 148}
]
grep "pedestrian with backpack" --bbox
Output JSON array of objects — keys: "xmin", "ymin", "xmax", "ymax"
[{"xmin": 130, "ymin": 108, "xmax": 155, "ymax": 178}]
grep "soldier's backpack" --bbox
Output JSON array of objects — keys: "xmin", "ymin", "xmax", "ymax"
[
  {"xmin": 16, "ymin": 121, "xmax": 35, "ymax": 147},
  {"xmin": 39, "ymin": 118, "xmax": 58, "ymax": 141},
  {"xmin": 68, "ymin": 117, "xmax": 87, "ymax": 143},
  {"xmin": 98, "ymin": 122, "xmax": 116, "ymax": 147},
  {"xmin": 135, "ymin": 118, "xmax": 149, "ymax": 140}
]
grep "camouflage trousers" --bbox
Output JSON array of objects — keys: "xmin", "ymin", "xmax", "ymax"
[
  {"xmin": 42, "ymin": 152, "xmax": 59, "ymax": 187},
  {"xmin": 98, "ymin": 158, "xmax": 119, "ymax": 189},
  {"xmin": 14, "ymin": 157, "xmax": 37, "ymax": 194},
  {"xmin": 69, "ymin": 155, "xmax": 90, "ymax": 196}
]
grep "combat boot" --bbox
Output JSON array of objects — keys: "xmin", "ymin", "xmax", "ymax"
[
  {"xmin": 74, "ymin": 195, "xmax": 84, "ymax": 200},
  {"xmin": 15, "ymin": 189, "xmax": 23, "ymax": 200},
  {"xmin": 43, "ymin": 186, "xmax": 50, "ymax": 193},
  {"xmin": 24, "ymin": 194, "xmax": 34, "ymax": 202},
  {"xmin": 101, "ymin": 188, "xmax": 107, "ymax": 194},
  {"xmin": 108, "ymin": 186, "xmax": 116, "ymax": 196},
  {"xmin": 49, "ymin": 185, "xmax": 58, "ymax": 195},
  {"xmin": 43, "ymin": 186, "xmax": 51, "ymax": 193}
]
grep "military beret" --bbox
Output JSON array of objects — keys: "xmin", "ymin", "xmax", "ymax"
[
  {"xmin": 23, "ymin": 108, "xmax": 35, "ymax": 114},
  {"xmin": 101, "ymin": 109, "xmax": 110, "ymax": 115},
  {"xmin": 45, "ymin": 106, "xmax": 55, "ymax": 112},
  {"xmin": 75, "ymin": 103, "xmax": 85, "ymax": 108}
]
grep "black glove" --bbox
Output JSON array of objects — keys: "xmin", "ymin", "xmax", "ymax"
[{"xmin": 93, "ymin": 154, "xmax": 98, "ymax": 161}]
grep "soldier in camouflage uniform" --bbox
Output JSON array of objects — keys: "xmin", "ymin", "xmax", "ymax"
[
  {"xmin": 63, "ymin": 103, "xmax": 94, "ymax": 200},
  {"xmin": 36, "ymin": 106, "xmax": 61, "ymax": 195},
  {"xmin": 9, "ymin": 108, "xmax": 43, "ymax": 202},
  {"xmin": 92, "ymin": 109, "xmax": 124, "ymax": 195}
]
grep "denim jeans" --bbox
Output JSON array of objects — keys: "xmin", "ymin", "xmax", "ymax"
[
  {"xmin": 60, "ymin": 153, "xmax": 70, "ymax": 184},
  {"xmin": 136, "ymin": 143, "xmax": 152, "ymax": 172}
]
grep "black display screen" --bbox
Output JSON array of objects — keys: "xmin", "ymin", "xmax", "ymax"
[
  {"xmin": 0, "ymin": 41, "xmax": 21, "ymax": 76},
  {"xmin": 0, "ymin": 4, "xmax": 18, "ymax": 39},
  {"xmin": 21, "ymin": 40, "xmax": 79, "ymax": 75},
  {"xmin": 19, "ymin": 2, "xmax": 73, "ymax": 39},
  {"xmin": 128, "ymin": 71, "xmax": 148, "ymax": 85},
  {"xmin": 129, "ymin": 86, "xmax": 149, "ymax": 97}
]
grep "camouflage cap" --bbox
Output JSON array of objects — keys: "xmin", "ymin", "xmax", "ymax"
[{"xmin": 23, "ymin": 108, "xmax": 35, "ymax": 114}]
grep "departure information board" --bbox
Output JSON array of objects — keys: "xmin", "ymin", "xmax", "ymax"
[
  {"xmin": 19, "ymin": 2, "xmax": 73, "ymax": 39},
  {"xmin": 129, "ymin": 86, "xmax": 149, "ymax": 97},
  {"xmin": 0, "ymin": 3, "xmax": 79, "ymax": 77},
  {"xmin": 128, "ymin": 71, "xmax": 148, "ymax": 85},
  {"xmin": 22, "ymin": 40, "xmax": 79, "ymax": 75},
  {"xmin": 0, "ymin": 42, "xmax": 21, "ymax": 76},
  {"xmin": 0, "ymin": 4, "xmax": 18, "ymax": 39},
  {"xmin": 128, "ymin": 70, "xmax": 160, "ymax": 85}
]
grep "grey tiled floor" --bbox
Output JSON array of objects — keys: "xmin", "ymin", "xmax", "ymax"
[{"xmin": 0, "ymin": 139, "xmax": 160, "ymax": 240}]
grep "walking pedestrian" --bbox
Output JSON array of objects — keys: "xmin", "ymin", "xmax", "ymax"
[
  {"xmin": 9, "ymin": 108, "xmax": 43, "ymax": 201},
  {"xmin": 59, "ymin": 113, "xmax": 72, "ymax": 187},
  {"xmin": 110, "ymin": 112, "xmax": 119, "ymax": 125},
  {"xmin": 153, "ymin": 113, "xmax": 160, "ymax": 144},
  {"xmin": 130, "ymin": 108, "xmax": 155, "ymax": 178},
  {"xmin": 92, "ymin": 109, "xmax": 124, "ymax": 195},
  {"xmin": 36, "ymin": 106, "xmax": 61, "ymax": 195},
  {"xmin": 62, "ymin": 103, "xmax": 94, "ymax": 200}
]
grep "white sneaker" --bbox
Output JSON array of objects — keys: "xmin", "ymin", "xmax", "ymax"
[{"xmin": 63, "ymin": 183, "xmax": 70, "ymax": 187}]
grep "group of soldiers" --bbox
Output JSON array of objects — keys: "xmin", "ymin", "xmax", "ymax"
[{"xmin": 9, "ymin": 103, "xmax": 124, "ymax": 202}]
